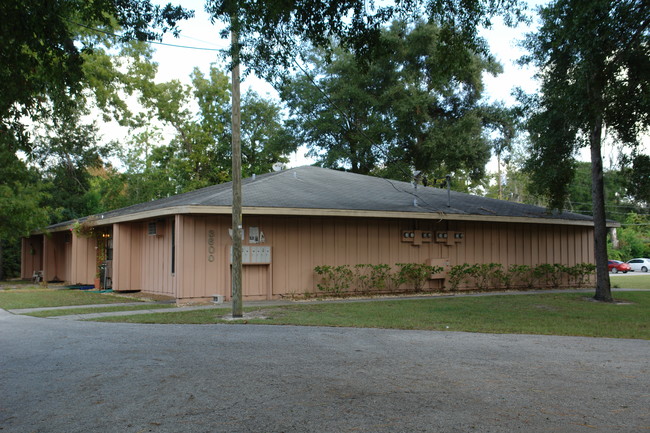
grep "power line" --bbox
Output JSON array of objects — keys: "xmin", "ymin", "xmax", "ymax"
[
  {"xmin": 67, "ymin": 18, "xmax": 223, "ymax": 52},
  {"xmin": 569, "ymin": 201, "xmax": 650, "ymax": 210}
]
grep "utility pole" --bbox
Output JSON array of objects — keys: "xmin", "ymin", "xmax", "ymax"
[{"xmin": 230, "ymin": 12, "xmax": 243, "ymax": 318}]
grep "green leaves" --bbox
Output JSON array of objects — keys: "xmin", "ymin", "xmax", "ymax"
[
  {"xmin": 315, "ymin": 263, "xmax": 443, "ymax": 295},
  {"xmin": 0, "ymin": 0, "xmax": 192, "ymax": 132},
  {"xmin": 521, "ymin": 0, "xmax": 649, "ymax": 210},
  {"xmin": 0, "ymin": 151, "xmax": 50, "ymax": 243},
  {"xmin": 205, "ymin": 0, "xmax": 523, "ymax": 81},
  {"xmin": 282, "ymin": 21, "xmax": 502, "ymax": 183}
]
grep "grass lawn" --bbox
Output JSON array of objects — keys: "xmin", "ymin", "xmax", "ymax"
[
  {"xmin": 0, "ymin": 286, "xmax": 143, "ymax": 310},
  {"xmin": 93, "ymin": 291, "xmax": 650, "ymax": 340},
  {"xmin": 610, "ymin": 273, "xmax": 650, "ymax": 289},
  {"xmin": 25, "ymin": 304, "xmax": 175, "ymax": 317}
]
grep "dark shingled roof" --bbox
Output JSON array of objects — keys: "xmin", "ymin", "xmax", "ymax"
[{"xmin": 48, "ymin": 165, "xmax": 595, "ymax": 230}]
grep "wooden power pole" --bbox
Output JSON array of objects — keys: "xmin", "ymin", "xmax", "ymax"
[{"xmin": 230, "ymin": 15, "xmax": 243, "ymax": 318}]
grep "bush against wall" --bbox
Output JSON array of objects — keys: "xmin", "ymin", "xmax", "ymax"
[
  {"xmin": 314, "ymin": 263, "xmax": 442, "ymax": 296},
  {"xmin": 395, "ymin": 263, "xmax": 443, "ymax": 292},
  {"xmin": 445, "ymin": 262, "xmax": 596, "ymax": 291},
  {"xmin": 314, "ymin": 265, "xmax": 354, "ymax": 295},
  {"xmin": 314, "ymin": 262, "xmax": 596, "ymax": 297}
]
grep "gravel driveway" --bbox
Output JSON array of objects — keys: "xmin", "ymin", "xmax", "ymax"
[{"xmin": 1, "ymin": 308, "xmax": 648, "ymax": 432}]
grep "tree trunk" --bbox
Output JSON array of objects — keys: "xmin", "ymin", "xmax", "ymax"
[
  {"xmin": 497, "ymin": 152, "xmax": 503, "ymax": 200},
  {"xmin": 590, "ymin": 116, "xmax": 612, "ymax": 302}
]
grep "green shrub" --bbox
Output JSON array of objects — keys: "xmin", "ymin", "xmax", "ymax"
[
  {"xmin": 509, "ymin": 264, "xmax": 534, "ymax": 289},
  {"xmin": 447, "ymin": 263, "xmax": 473, "ymax": 291},
  {"xmin": 353, "ymin": 264, "xmax": 371, "ymax": 293},
  {"xmin": 395, "ymin": 263, "xmax": 442, "ymax": 292},
  {"xmin": 493, "ymin": 265, "xmax": 514, "ymax": 289},
  {"xmin": 316, "ymin": 261, "xmax": 596, "ymax": 294},
  {"xmin": 468, "ymin": 263, "xmax": 502, "ymax": 290},
  {"xmin": 367, "ymin": 264, "xmax": 393, "ymax": 291},
  {"xmin": 314, "ymin": 265, "xmax": 353, "ymax": 294},
  {"xmin": 533, "ymin": 263, "xmax": 566, "ymax": 288},
  {"xmin": 566, "ymin": 263, "xmax": 596, "ymax": 287}
]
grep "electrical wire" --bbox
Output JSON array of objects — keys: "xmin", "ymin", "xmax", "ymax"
[
  {"xmin": 66, "ymin": 18, "xmax": 223, "ymax": 52},
  {"xmin": 64, "ymin": 16, "xmax": 648, "ymax": 217},
  {"xmin": 569, "ymin": 201, "xmax": 650, "ymax": 210}
]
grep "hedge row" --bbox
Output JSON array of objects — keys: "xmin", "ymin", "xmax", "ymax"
[
  {"xmin": 313, "ymin": 262, "xmax": 596, "ymax": 295},
  {"xmin": 447, "ymin": 263, "xmax": 596, "ymax": 291},
  {"xmin": 314, "ymin": 263, "xmax": 442, "ymax": 295}
]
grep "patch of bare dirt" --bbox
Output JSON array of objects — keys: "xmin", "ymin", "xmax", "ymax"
[
  {"xmin": 583, "ymin": 297, "xmax": 634, "ymax": 305},
  {"xmin": 114, "ymin": 291, "xmax": 177, "ymax": 303}
]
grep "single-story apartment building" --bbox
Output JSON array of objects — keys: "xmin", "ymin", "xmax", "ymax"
[{"xmin": 22, "ymin": 166, "xmax": 606, "ymax": 303}]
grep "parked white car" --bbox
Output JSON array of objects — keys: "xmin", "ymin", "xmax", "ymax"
[{"xmin": 626, "ymin": 258, "xmax": 650, "ymax": 272}]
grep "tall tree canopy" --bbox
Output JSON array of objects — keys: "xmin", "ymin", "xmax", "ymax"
[
  {"xmin": 520, "ymin": 0, "xmax": 650, "ymax": 301},
  {"xmin": 205, "ymin": 0, "xmax": 523, "ymax": 78},
  {"xmin": 93, "ymin": 65, "xmax": 296, "ymax": 210},
  {"xmin": 0, "ymin": 0, "xmax": 192, "ymax": 136},
  {"xmin": 624, "ymin": 154, "xmax": 650, "ymax": 205},
  {"xmin": 281, "ymin": 21, "xmax": 503, "ymax": 185},
  {"xmin": 0, "ymin": 0, "xmax": 191, "ymax": 279}
]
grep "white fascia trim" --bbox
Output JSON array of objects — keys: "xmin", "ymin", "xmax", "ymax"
[{"xmin": 41, "ymin": 205, "xmax": 608, "ymax": 233}]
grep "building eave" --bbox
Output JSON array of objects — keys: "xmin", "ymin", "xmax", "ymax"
[{"xmin": 36, "ymin": 204, "xmax": 612, "ymax": 234}]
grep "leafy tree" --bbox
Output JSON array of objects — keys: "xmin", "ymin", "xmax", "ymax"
[
  {"xmin": 30, "ymin": 104, "xmax": 114, "ymax": 223},
  {"xmin": 205, "ymin": 0, "xmax": 523, "ymax": 77},
  {"xmin": 239, "ymin": 91, "xmax": 296, "ymax": 176},
  {"xmin": 607, "ymin": 213, "xmax": 650, "ymax": 260},
  {"xmin": 0, "ymin": 0, "xmax": 192, "ymax": 138},
  {"xmin": 0, "ymin": 1, "xmax": 191, "ymax": 280},
  {"xmin": 164, "ymin": 67, "xmax": 232, "ymax": 191},
  {"xmin": 483, "ymin": 141, "xmax": 546, "ymax": 205},
  {"xmin": 624, "ymin": 154, "xmax": 650, "ymax": 205},
  {"xmin": 565, "ymin": 162, "xmax": 635, "ymax": 223},
  {"xmin": 520, "ymin": 0, "xmax": 649, "ymax": 302},
  {"xmin": 480, "ymin": 104, "xmax": 517, "ymax": 199},
  {"xmin": 149, "ymin": 66, "xmax": 296, "ymax": 190},
  {"xmin": 96, "ymin": 129, "xmax": 179, "ymax": 211},
  {"xmin": 281, "ymin": 21, "xmax": 502, "ymax": 184},
  {"xmin": 0, "ymin": 149, "xmax": 50, "ymax": 280},
  {"xmin": 94, "ymin": 65, "xmax": 296, "ymax": 205},
  {"xmin": 81, "ymin": 40, "xmax": 163, "ymax": 127},
  {"xmin": 280, "ymin": 46, "xmax": 392, "ymax": 174}
]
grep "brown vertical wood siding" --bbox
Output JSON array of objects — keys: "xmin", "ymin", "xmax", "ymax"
[
  {"xmin": 139, "ymin": 219, "xmax": 175, "ymax": 297},
  {"xmin": 41, "ymin": 232, "xmax": 70, "ymax": 282},
  {"xmin": 113, "ymin": 223, "xmax": 143, "ymax": 291},
  {"xmin": 113, "ymin": 220, "xmax": 177, "ymax": 296},
  {"xmin": 38, "ymin": 214, "xmax": 594, "ymax": 302},
  {"xmin": 167, "ymin": 215, "xmax": 594, "ymax": 302},
  {"xmin": 69, "ymin": 235, "xmax": 96, "ymax": 284},
  {"xmin": 21, "ymin": 236, "xmax": 43, "ymax": 280}
]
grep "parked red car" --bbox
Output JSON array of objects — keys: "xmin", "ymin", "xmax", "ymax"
[{"xmin": 608, "ymin": 260, "xmax": 631, "ymax": 273}]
